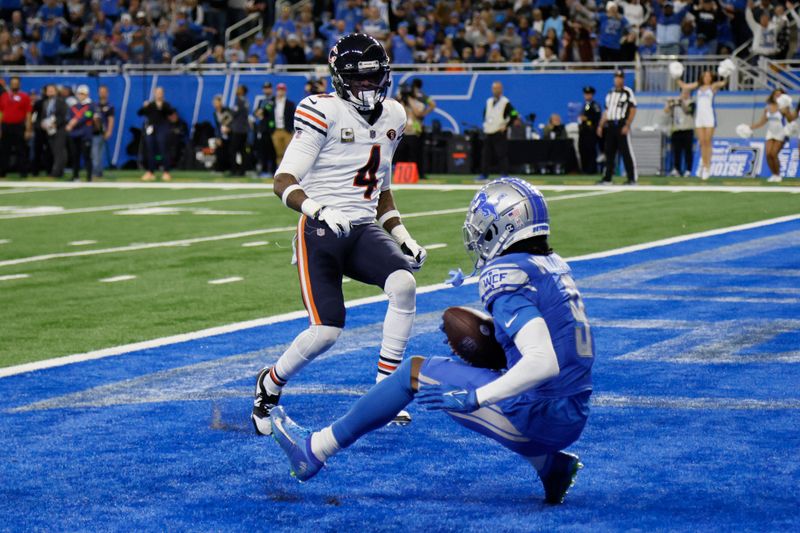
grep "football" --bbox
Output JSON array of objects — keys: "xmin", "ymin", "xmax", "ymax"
[{"xmin": 441, "ymin": 306, "xmax": 507, "ymax": 370}]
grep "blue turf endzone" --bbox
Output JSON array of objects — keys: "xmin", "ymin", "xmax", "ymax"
[{"xmin": 1, "ymin": 220, "xmax": 799, "ymax": 531}]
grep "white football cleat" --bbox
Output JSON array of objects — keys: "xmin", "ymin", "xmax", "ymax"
[{"xmin": 767, "ymin": 175, "xmax": 783, "ymax": 183}]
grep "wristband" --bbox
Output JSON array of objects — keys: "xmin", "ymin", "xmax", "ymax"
[
  {"xmin": 281, "ymin": 184, "xmax": 303, "ymax": 206},
  {"xmin": 301, "ymin": 198, "xmax": 322, "ymax": 219},
  {"xmin": 377, "ymin": 209, "xmax": 400, "ymax": 227},
  {"xmin": 390, "ymin": 224, "xmax": 412, "ymax": 245}
]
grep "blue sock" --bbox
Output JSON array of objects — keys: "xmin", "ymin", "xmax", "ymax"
[{"xmin": 331, "ymin": 357, "xmax": 416, "ymax": 448}]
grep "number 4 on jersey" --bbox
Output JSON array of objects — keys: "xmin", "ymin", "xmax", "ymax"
[{"xmin": 353, "ymin": 145, "xmax": 381, "ymax": 199}]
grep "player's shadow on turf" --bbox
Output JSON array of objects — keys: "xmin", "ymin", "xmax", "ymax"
[{"xmin": 208, "ymin": 402, "xmax": 252, "ymax": 433}]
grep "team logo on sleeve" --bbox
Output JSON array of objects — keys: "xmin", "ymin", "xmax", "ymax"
[
  {"xmin": 387, "ymin": 129, "xmax": 396, "ymax": 140},
  {"xmin": 341, "ymin": 128, "xmax": 354, "ymax": 143}
]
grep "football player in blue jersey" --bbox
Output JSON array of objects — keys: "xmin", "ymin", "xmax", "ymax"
[{"xmin": 271, "ymin": 177, "xmax": 594, "ymax": 504}]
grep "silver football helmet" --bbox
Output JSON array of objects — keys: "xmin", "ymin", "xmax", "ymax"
[{"xmin": 463, "ymin": 178, "xmax": 550, "ymax": 270}]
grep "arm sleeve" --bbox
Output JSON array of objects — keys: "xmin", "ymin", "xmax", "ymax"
[
  {"xmin": 475, "ymin": 317, "xmax": 560, "ymax": 406},
  {"xmin": 275, "ymin": 98, "xmax": 330, "ymax": 181}
]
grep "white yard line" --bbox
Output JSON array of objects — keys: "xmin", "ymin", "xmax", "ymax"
[
  {"xmin": 241, "ymin": 241, "xmax": 269, "ymax": 247},
  {"xmin": 0, "ymin": 180, "xmax": 798, "ymax": 193},
  {"xmin": 0, "ymin": 191, "xmax": 618, "ymax": 268},
  {"xmin": 425, "ymin": 243, "xmax": 448, "ymax": 250},
  {"xmin": 2, "ymin": 212, "xmax": 799, "ymax": 378},
  {"xmin": 0, "ymin": 192, "xmax": 274, "ymax": 220},
  {"xmin": 0, "ymin": 239, "xmax": 9, "ymax": 244},
  {"xmin": 99, "ymin": 275, "xmax": 137, "ymax": 283},
  {"xmin": 208, "ymin": 277, "xmax": 243, "ymax": 285},
  {"xmin": 69, "ymin": 240, "xmax": 97, "ymax": 246},
  {"xmin": 0, "ymin": 274, "xmax": 29, "ymax": 281}
]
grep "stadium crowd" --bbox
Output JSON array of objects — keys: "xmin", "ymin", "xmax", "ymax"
[{"xmin": 1, "ymin": 0, "xmax": 799, "ymax": 67}]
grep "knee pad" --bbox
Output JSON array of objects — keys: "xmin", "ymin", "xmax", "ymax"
[{"xmin": 384, "ymin": 269, "xmax": 416, "ymax": 311}]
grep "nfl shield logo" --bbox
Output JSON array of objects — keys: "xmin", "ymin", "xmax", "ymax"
[
  {"xmin": 370, "ymin": 130, "xmax": 376, "ymax": 139},
  {"xmin": 317, "ymin": 228, "xmax": 325, "ymax": 237}
]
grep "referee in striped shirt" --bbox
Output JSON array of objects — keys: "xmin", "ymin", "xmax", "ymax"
[{"xmin": 597, "ymin": 70, "xmax": 637, "ymax": 185}]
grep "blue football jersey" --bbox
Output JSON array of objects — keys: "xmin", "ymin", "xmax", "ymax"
[{"xmin": 479, "ymin": 252, "xmax": 594, "ymax": 398}]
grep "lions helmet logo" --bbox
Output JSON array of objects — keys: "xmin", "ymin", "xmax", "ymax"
[{"xmin": 471, "ymin": 192, "xmax": 507, "ymax": 221}]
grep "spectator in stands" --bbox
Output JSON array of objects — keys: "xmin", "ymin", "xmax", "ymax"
[
  {"xmin": 247, "ymin": 32, "xmax": 267, "ymax": 62},
  {"xmin": 688, "ymin": 32, "xmax": 711, "ymax": 55},
  {"xmin": 319, "ymin": 18, "xmax": 346, "ymax": 49},
  {"xmin": 639, "ymin": 29, "xmax": 658, "ymax": 55},
  {"xmin": 137, "ymin": 87, "xmax": 175, "ymax": 181},
  {"xmin": 65, "ymin": 84, "xmax": 93, "ymax": 181},
  {"xmin": 38, "ymin": 15, "xmax": 64, "ymax": 64},
  {"xmin": 336, "ymin": 0, "xmax": 363, "ymax": 33},
  {"xmin": 498, "ymin": 21, "xmax": 522, "ymax": 57},
  {"xmin": 254, "ymin": 81, "xmax": 276, "ymax": 177},
  {"xmin": 265, "ymin": 41, "xmax": 285, "ymax": 65},
  {"xmin": 40, "ymin": 84, "xmax": 67, "ymax": 177},
  {"xmin": 0, "ymin": 76, "xmax": 32, "ymax": 177},
  {"xmin": 598, "ymin": 2, "xmax": 631, "ymax": 62},
  {"xmin": 653, "ymin": 0, "xmax": 691, "ymax": 55},
  {"xmin": 204, "ymin": 44, "xmax": 225, "ymax": 64},
  {"xmin": 128, "ymin": 29, "xmax": 150, "ymax": 63},
  {"xmin": 531, "ymin": 9, "xmax": 545, "ymax": 34},
  {"xmin": 363, "ymin": 5, "xmax": 388, "ymax": 39},
  {"xmin": 307, "ymin": 40, "xmax": 327, "ymax": 64},
  {"xmin": 85, "ymin": 30, "xmax": 110, "ymax": 64},
  {"xmin": 295, "ymin": 6, "xmax": 316, "ymax": 43},
  {"xmin": 228, "ymin": 84, "xmax": 249, "ymax": 176},
  {"xmin": 388, "ymin": 21, "xmax": 414, "ymax": 63},
  {"xmin": 272, "ymin": 5, "xmax": 296, "ymax": 38},
  {"xmin": 92, "ymin": 85, "xmax": 114, "ymax": 179},
  {"xmin": 544, "ymin": 7, "xmax": 565, "ymax": 39},
  {"xmin": 271, "ymin": 82, "xmax": 294, "ymax": 166},
  {"xmin": 694, "ymin": 0, "xmax": 723, "ymax": 54},
  {"xmin": 283, "ymin": 33, "xmax": 306, "ymax": 64},
  {"xmin": 152, "ymin": 19, "xmax": 173, "ymax": 63},
  {"xmin": 746, "ymin": 0, "xmax": 784, "ymax": 58},
  {"xmin": 224, "ymin": 40, "xmax": 245, "ymax": 63}
]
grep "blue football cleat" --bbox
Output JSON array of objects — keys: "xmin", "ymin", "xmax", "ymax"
[
  {"xmin": 271, "ymin": 406, "xmax": 325, "ymax": 482},
  {"xmin": 540, "ymin": 451, "xmax": 583, "ymax": 504}
]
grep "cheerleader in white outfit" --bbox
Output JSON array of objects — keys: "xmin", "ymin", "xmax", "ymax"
[
  {"xmin": 678, "ymin": 71, "xmax": 728, "ymax": 180},
  {"xmin": 749, "ymin": 89, "xmax": 790, "ymax": 183}
]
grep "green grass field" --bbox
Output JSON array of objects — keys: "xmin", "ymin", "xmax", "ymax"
[{"xmin": 1, "ymin": 177, "xmax": 798, "ymax": 368}]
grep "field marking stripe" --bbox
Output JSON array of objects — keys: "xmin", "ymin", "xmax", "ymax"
[
  {"xmin": 0, "ymin": 181, "xmax": 798, "ymax": 193},
  {"xmin": 0, "ymin": 273, "xmax": 29, "ymax": 281},
  {"xmin": 1, "ymin": 212, "xmax": 799, "ymax": 379},
  {"xmin": 208, "ymin": 277, "xmax": 243, "ymax": 285},
  {"xmin": 0, "ymin": 193, "xmax": 274, "ymax": 220},
  {"xmin": 0, "ymin": 191, "xmax": 614, "ymax": 268},
  {"xmin": 0, "ymin": 188, "xmax": 55, "ymax": 195}
]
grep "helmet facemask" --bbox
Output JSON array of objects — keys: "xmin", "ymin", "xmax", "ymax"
[{"xmin": 341, "ymin": 64, "xmax": 390, "ymax": 111}]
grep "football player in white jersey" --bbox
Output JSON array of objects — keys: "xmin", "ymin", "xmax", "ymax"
[{"xmin": 251, "ymin": 34, "xmax": 427, "ymax": 435}]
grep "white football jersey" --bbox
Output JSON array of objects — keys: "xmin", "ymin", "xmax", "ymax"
[{"xmin": 276, "ymin": 92, "xmax": 406, "ymax": 225}]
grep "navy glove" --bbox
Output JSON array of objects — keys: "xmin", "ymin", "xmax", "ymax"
[{"xmin": 416, "ymin": 384, "xmax": 480, "ymax": 413}]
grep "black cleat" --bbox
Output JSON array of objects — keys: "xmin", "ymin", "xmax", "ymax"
[
  {"xmin": 251, "ymin": 367, "xmax": 282, "ymax": 436},
  {"xmin": 541, "ymin": 451, "xmax": 583, "ymax": 504},
  {"xmin": 388, "ymin": 409, "xmax": 412, "ymax": 426}
]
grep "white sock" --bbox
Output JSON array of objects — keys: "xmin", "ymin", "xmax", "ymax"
[
  {"xmin": 310, "ymin": 426, "xmax": 340, "ymax": 462},
  {"xmin": 376, "ymin": 270, "xmax": 416, "ymax": 382},
  {"xmin": 265, "ymin": 325, "xmax": 342, "ymax": 395}
]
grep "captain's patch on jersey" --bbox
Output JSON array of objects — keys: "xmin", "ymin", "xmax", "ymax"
[
  {"xmin": 341, "ymin": 128, "xmax": 354, "ymax": 143},
  {"xmin": 387, "ymin": 129, "xmax": 397, "ymax": 140}
]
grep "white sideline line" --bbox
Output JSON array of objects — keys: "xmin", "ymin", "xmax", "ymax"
[
  {"xmin": 2, "ymin": 212, "xmax": 799, "ymax": 379},
  {"xmin": 99, "ymin": 275, "xmax": 137, "ymax": 283},
  {"xmin": 69, "ymin": 240, "xmax": 97, "ymax": 246},
  {"xmin": 0, "ymin": 180, "xmax": 798, "ymax": 193},
  {"xmin": 0, "ymin": 188, "xmax": 54, "ymax": 195},
  {"xmin": 208, "ymin": 277, "xmax": 243, "ymax": 285},
  {"xmin": 0, "ymin": 191, "xmax": 611, "ymax": 269},
  {"xmin": 0, "ymin": 193, "xmax": 274, "ymax": 220},
  {"xmin": 0, "ymin": 274, "xmax": 29, "ymax": 281}
]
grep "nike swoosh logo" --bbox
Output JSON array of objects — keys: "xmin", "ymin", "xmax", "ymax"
[
  {"xmin": 504, "ymin": 314, "xmax": 518, "ymax": 328},
  {"xmin": 309, "ymin": 98, "xmax": 317, "ymax": 104}
]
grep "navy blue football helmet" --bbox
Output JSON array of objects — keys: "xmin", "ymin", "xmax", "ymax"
[{"xmin": 328, "ymin": 33, "xmax": 391, "ymax": 111}]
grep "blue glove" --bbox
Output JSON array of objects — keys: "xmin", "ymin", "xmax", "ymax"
[
  {"xmin": 445, "ymin": 268, "xmax": 465, "ymax": 287},
  {"xmin": 416, "ymin": 384, "xmax": 480, "ymax": 413}
]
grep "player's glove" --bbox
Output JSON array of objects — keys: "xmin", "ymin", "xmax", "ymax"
[
  {"xmin": 390, "ymin": 225, "xmax": 427, "ymax": 271},
  {"xmin": 301, "ymin": 198, "xmax": 352, "ymax": 238},
  {"xmin": 317, "ymin": 206, "xmax": 353, "ymax": 238},
  {"xmin": 416, "ymin": 384, "xmax": 479, "ymax": 413}
]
